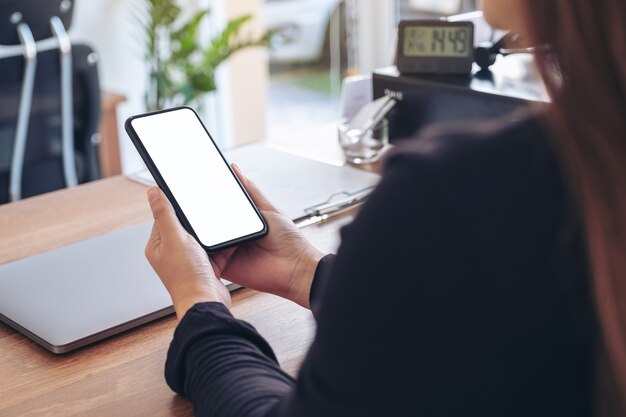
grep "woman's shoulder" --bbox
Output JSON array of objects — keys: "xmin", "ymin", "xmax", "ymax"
[
  {"xmin": 372, "ymin": 109, "xmax": 567, "ymax": 247},
  {"xmin": 382, "ymin": 109, "xmax": 554, "ymax": 181}
]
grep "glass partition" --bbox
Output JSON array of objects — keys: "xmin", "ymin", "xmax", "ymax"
[
  {"xmin": 263, "ymin": 0, "xmax": 348, "ymax": 140},
  {"xmin": 262, "ymin": 0, "xmax": 481, "ymax": 142}
]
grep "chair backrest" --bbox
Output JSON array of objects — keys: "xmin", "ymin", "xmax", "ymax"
[
  {"xmin": 0, "ymin": 0, "xmax": 101, "ymax": 204},
  {"xmin": 0, "ymin": 0, "xmax": 74, "ymax": 45}
]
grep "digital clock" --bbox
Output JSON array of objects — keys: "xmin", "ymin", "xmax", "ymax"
[{"xmin": 396, "ymin": 20, "xmax": 475, "ymax": 75}]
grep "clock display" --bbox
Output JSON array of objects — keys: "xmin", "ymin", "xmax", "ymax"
[{"xmin": 403, "ymin": 26, "xmax": 472, "ymax": 58}]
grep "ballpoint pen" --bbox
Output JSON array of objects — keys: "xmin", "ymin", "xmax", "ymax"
[{"xmin": 295, "ymin": 188, "xmax": 373, "ymax": 228}]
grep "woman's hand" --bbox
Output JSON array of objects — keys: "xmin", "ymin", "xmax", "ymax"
[
  {"xmin": 145, "ymin": 187, "xmax": 231, "ymax": 320},
  {"xmin": 210, "ymin": 164, "xmax": 325, "ymax": 309},
  {"xmin": 144, "ymin": 163, "xmax": 324, "ymax": 315}
]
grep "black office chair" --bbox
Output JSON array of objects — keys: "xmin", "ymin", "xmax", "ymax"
[{"xmin": 0, "ymin": 0, "xmax": 101, "ymax": 204}]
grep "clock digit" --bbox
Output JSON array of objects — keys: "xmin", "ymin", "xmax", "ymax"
[
  {"xmin": 456, "ymin": 29, "xmax": 468, "ymax": 54},
  {"xmin": 432, "ymin": 29, "xmax": 445, "ymax": 54},
  {"xmin": 447, "ymin": 29, "xmax": 459, "ymax": 55}
]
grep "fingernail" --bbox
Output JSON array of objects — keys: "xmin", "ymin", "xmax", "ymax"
[
  {"xmin": 232, "ymin": 163, "xmax": 241, "ymax": 173},
  {"xmin": 147, "ymin": 187, "xmax": 160, "ymax": 206}
]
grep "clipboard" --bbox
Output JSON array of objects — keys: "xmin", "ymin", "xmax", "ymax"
[{"xmin": 127, "ymin": 143, "xmax": 381, "ymax": 226}]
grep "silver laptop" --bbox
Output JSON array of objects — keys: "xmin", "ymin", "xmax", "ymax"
[{"xmin": 0, "ymin": 222, "xmax": 238, "ymax": 354}]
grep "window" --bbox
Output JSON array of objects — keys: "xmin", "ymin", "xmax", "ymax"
[
  {"xmin": 396, "ymin": 0, "xmax": 478, "ymax": 20},
  {"xmin": 263, "ymin": 0, "xmax": 347, "ymax": 140},
  {"xmin": 262, "ymin": 0, "xmax": 481, "ymax": 143}
]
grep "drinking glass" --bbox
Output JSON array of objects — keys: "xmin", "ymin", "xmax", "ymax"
[{"xmin": 338, "ymin": 118, "xmax": 389, "ymax": 165}]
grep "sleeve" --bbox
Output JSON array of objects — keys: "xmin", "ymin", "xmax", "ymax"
[
  {"xmin": 309, "ymin": 254, "xmax": 336, "ymax": 318},
  {"xmin": 166, "ymin": 150, "xmax": 474, "ymax": 417},
  {"xmin": 264, "ymin": 151, "xmax": 473, "ymax": 417},
  {"xmin": 165, "ymin": 302, "xmax": 295, "ymax": 417}
]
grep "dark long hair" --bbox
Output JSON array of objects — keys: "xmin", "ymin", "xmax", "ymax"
[{"xmin": 525, "ymin": 0, "xmax": 626, "ymax": 413}]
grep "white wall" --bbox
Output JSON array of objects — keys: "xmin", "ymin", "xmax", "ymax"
[
  {"xmin": 70, "ymin": 0, "xmax": 268, "ymax": 175},
  {"xmin": 71, "ymin": 0, "xmax": 148, "ymax": 174},
  {"xmin": 354, "ymin": 0, "xmax": 396, "ymax": 75},
  {"xmin": 216, "ymin": 0, "xmax": 269, "ymax": 147}
]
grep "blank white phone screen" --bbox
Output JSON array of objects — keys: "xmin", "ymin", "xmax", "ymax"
[{"xmin": 131, "ymin": 108, "xmax": 264, "ymax": 248}]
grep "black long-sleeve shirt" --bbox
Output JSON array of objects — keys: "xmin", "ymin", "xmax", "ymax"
[{"xmin": 165, "ymin": 113, "xmax": 595, "ymax": 417}]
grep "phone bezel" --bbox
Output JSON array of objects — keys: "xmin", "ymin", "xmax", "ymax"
[{"xmin": 125, "ymin": 106, "xmax": 268, "ymax": 254}]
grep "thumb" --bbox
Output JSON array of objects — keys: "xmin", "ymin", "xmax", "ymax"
[
  {"xmin": 147, "ymin": 187, "xmax": 185, "ymax": 239},
  {"xmin": 145, "ymin": 221, "xmax": 161, "ymax": 265}
]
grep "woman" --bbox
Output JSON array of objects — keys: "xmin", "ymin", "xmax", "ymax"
[{"xmin": 145, "ymin": 0, "xmax": 626, "ymax": 415}]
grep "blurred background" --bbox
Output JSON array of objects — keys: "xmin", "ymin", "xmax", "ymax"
[
  {"xmin": 264, "ymin": 0, "xmax": 478, "ymax": 141},
  {"xmin": 0, "ymin": 0, "xmax": 481, "ymax": 200},
  {"xmin": 73, "ymin": 0, "xmax": 479, "ymax": 172}
]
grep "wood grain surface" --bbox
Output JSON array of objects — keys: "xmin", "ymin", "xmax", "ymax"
[
  {"xmin": 99, "ymin": 92, "xmax": 127, "ymax": 178},
  {"xmin": 0, "ymin": 174, "xmax": 356, "ymax": 416}
]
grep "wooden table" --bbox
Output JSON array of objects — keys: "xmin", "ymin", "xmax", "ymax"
[
  {"xmin": 0, "ymin": 130, "xmax": 371, "ymax": 416},
  {"xmin": 98, "ymin": 92, "xmax": 126, "ymax": 178}
]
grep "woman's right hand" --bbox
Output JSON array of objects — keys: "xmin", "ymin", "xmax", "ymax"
[{"xmin": 210, "ymin": 164, "xmax": 325, "ymax": 309}]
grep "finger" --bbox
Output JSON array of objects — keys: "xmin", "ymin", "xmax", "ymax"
[
  {"xmin": 148, "ymin": 221, "xmax": 161, "ymax": 247},
  {"xmin": 145, "ymin": 222, "xmax": 161, "ymax": 265},
  {"xmin": 147, "ymin": 187, "xmax": 186, "ymax": 239},
  {"xmin": 211, "ymin": 246, "xmax": 237, "ymax": 275},
  {"xmin": 231, "ymin": 163, "xmax": 279, "ymax": 213}
]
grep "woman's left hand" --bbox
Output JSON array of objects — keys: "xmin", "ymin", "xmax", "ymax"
[{"xmin": 145, "ymin": 187, "xmax": 231, "ymax": 320}]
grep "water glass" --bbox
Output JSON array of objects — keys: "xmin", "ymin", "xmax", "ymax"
[{"xmin": 338, "ymin": 118, "xmax": 389, "ymax": 165}]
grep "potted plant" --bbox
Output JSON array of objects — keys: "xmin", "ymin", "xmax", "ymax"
[{"xmin": 138, "ymin": 0, "xmax": 271, "ymax": 111}]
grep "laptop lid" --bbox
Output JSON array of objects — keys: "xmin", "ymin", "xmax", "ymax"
[{"xmin": 0, "ymin": 221, "xmax": 237, "ymax": 354}]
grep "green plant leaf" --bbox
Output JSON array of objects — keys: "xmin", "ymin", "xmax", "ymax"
[
  {"xmin": 171, "ymin": 10, "xmax": 208, "ymax": 60},
  {"xmin": 142, "ymin": 1, "xmax": 270, "ymax": 110},
  {"xmin": 190, "ymin": 71, "xmax": 216, "ymax": 93},
  {"xmin": 203, "ymin": 15, "xmax": 253, "ymax": 67}
]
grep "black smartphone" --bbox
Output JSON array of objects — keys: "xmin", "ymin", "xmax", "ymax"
[{"xmin": 125, "ymin": 106, "xmax": 268, "ymax": 253}]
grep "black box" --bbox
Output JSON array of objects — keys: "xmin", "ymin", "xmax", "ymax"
[{"xmin": 372, "ymin": 59, "xmax": 549, "ymax": 142}]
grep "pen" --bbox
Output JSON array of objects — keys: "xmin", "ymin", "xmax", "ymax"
[
  {"xmin": 309, "ymin": 188, "xmax": 372, "ymax": 217},
  {"xmin": 362, "ymin": 96, "xmax": 396, "ymax": 133},
  {"xmin": 295, "ymin": 188, "xmax": 373, "ymax": 228},
  {"xmin": 295, "ymin": 202, "xmax": 365, "ymax": 228}
]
